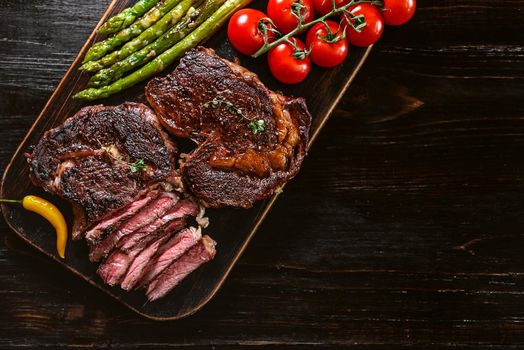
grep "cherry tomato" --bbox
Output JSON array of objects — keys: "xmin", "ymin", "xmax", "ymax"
[
  {"xmin": 267, "ymin": 0, "xmax": 315, "ymax": 34},
  {"xmin": 228, "ymin": 9, "xmax": 275, "ymax": 56},
  {"xmin": 311, "ymin": 0, "xmax": 349, "ymax": 16},
  {"xmin": 382, "ymin": 0, "xmax": 416, "ymax": 25},
  {"xmin": 343, "ymin": 3, "xmax": 384, "ymax": 47},
  {"xmin": 306, "ymin": 20, "xmax": 348, "ymax": 67},
  {"xmin": 268, "ymin": 38, "xmax": 311, "ymax": 84}
]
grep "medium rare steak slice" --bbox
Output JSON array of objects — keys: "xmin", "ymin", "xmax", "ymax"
[
  {"xmin": 121, "ymin": 226, "xmax": 201, "ymax": 290},
  {"xmin": 85, "ymin": 193, "xmax": 156, "ymax": 245},
  {"xmin": 89, "ymin": 192, "xmax": 178, "ymax": 262},
  {"xmin": 118, "ymin": 233, "xmax": 174, "ymax": 289},
  {"xmin": 97, "ymin": 199, "xmax": 199, "ymax": 287},
  {"xmin": 117, "ymin": 198, "xmax": 199, "ymax": 252},
  {"xmin": 97, "ymin": 217, "xmax": 186, "ymax": 286},
  {"xmin": 146, "ymin": 235, "xmax": 216, "ymax": 301},
  {"xmin": 26, "ymin": 102, "xmax": 179, "ymax": 238},
  {"xmin": 97, "ymin": 250, "xmax": 135, "ymax": 286},
  {"xmin": 146, "ymin": 47, "xmax": 312, "ymax": 208},
  {"xmin": 136, "ymin": 226, "xmax": 202, "ymax": 289}
]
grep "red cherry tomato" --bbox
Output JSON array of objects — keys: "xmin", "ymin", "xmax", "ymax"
[
  {"xmin": 382, "ymin": 0, "xmax": 416, "ymax": 25},
  {"xmin": 311, "ymin": 0, "xmax": 349, "ymax": 15},
  {"xmin": 227, "ymin": 9, "xmax": 275, "ymax": 56},
  {"xmin": 268, "ymin": 38, "xmax": 311, "ymax": 84},
  {"xmin": 343, "ymin": 3, "xmax": 384, "ymax": 47},
  {"xmin": 306, "ymin": 20, "xmax": 348, "ymax": 68},
  {"xmin": 267, "ymin": 0, "xmax": 315, "ymax": 34}
]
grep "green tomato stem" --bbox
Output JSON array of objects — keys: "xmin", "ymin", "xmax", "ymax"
[
  {"xmin": 252, "ymin": 0, "xmax": 375, "ymax": 58},
  {"xmin": 0, "ymin": 199, "xmax": 23, "ymax": 204}
]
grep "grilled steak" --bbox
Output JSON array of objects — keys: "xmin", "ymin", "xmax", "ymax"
[
  {"xmin": 27, "ymin": 102, "xmax": 180, "ymax": 239},
  {"xmin": 121, "ymin": 226, "xmax": 201, "ymax": 291},
  {"xmin": 96, "ymin": 197, "xmax": 199, "ymax": 286},
  {"xmin": 146, "ymin": 235, "xmax": 216, "ymax": 301},
  {"xmin": 27, "ymin": 100, "xmax": 218, "ymax": 301},
  {"xmin": 117, "ymin": 198, "xmax": 199, "ymax": 252},
  {"xmin": 117, "ymin": 233, "xmax": 174, "ymax": 289},
  {"xmin": 97, "ymin": 250, "xmax": 136, "ymax": 287},
  {"xmin": 146, "ymin": 47, "xmax": 312, "ymax": 208},
  {"xmin": 137, "ymin": 226, "xmax": 202, "ymax": 289},
  {"xmin": 84, "ymin": 194, "xmax": 155, "ymax": 245},
  {"xmin": 95, "ymin": 198, "xmax": 196, "ymax": 285},
  {"xmin": 89, "ymin": 192, "xmax": 178, "ymax": 262},
  {"xmin": 97, "ymin": 225, "xmax": 177, "ymax": 287}
]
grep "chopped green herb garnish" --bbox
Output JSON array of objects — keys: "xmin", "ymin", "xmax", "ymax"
[
  {"xmin": 204, "ymin": 96, "xmax": 266, "ymax": 135},
  {"xmin": 248, "ymin": 119, "xmax": 266, "ymax": 134},
  {"xmin": 129, "ymin": 159, "xmax": 145, "ymax": 173}
]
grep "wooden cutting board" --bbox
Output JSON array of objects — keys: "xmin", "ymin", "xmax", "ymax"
[{"xmin": 0, "ymin": 0, "xmax": 372, "ymax": 320}]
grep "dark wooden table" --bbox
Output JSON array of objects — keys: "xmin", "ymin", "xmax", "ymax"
[{"xmin": 2, "ymin": 0, "xmax": 524, "ymax": 348}]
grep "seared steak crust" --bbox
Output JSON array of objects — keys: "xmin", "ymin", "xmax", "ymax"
[
  {"xmin": 146, "ymin": 47, "xmax": 312, "ymax": 208},
  {"xmin": 26, "ymin": 102, "xmax": 179, "ymax": 237}
]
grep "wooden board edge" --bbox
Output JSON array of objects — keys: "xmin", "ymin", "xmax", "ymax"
[
  {"xmin": 0, "ymin": 0, "xmax": 373, "ymax": 320},
  {"xmin": 307, "ymin": 45, "xmax": 373, "ymax": 149}
]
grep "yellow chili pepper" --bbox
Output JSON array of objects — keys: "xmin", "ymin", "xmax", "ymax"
[{"xmin": 0, "ymin": 195, "xmax": 68, "ymax": 259}]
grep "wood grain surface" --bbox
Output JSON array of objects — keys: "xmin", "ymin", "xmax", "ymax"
[{"xmin": 2, "ymin": 0, "xmax": 524, "ymax": 347}]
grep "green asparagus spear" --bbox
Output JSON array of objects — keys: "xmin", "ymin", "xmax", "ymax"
[
  {"xmin": 83, "ymin": 0, "xmax": 183, "ymax": 63},
  {"xmin": 74, "ymin": 0, "xmax": 252, "ymax": 101},
  {"xmin": 97, "ymin": 0, "xmax": 160, "ymax": 35},
  {"xmin": 87, "ymin": 0, "xmax": 224, "ymax": 88},
  {"xmin": 82, "ymin": 0, "xmax": 195, "ymax": 73}
]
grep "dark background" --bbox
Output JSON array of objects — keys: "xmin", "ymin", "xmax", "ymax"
[{"xmin": 2, "ymin": 0, "xmax": 524, "ymax": 348}]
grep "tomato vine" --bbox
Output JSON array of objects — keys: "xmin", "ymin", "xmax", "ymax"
[{"xmin": 252, "ymin": 0, "xmax": 379, "ymax": 58}]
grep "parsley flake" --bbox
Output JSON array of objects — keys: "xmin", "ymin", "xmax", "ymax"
[
  {"xmin": 129, "ymin": 159, "xmax": 145, "ymax": 173},
  {"xmin": 248, "ymin": 119, "xmax": 266, "ymax": 134}
]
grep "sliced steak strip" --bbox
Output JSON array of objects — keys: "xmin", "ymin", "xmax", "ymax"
[
  {"xmin": 97, "ymin": 217, "xmax": 186, "ymax": 286},
  {"xmin": 121, "ymin": 224, "xmax": 200, "ymax": 291},
  {"xmin": 26, "ymin": 102, "xmax": 179, "ymax": 238},
  {"xmin": 85, "ymin": 193, "xmax": 156, "ymax": 245},
  {"xmin": 89, "ymin": 192, "xmax": 178, "ymax": 262},
  {"xmin": 97, "ymin": 250, "xmax": 135, "ymax": 286},
  {"xmin": 117, "ymin": 198, "xmax": 199, "ymax": 252},
  {"xmin": 118, "ymin": 235, "xmax": 173, "ymax": 290},
  {"xmin": 146, "ymin": 235, "xmax": 216, "ymax": 301},
  {"xmin": 135, "ymin": 226, "xmax": 202, "ymax": 290}
]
